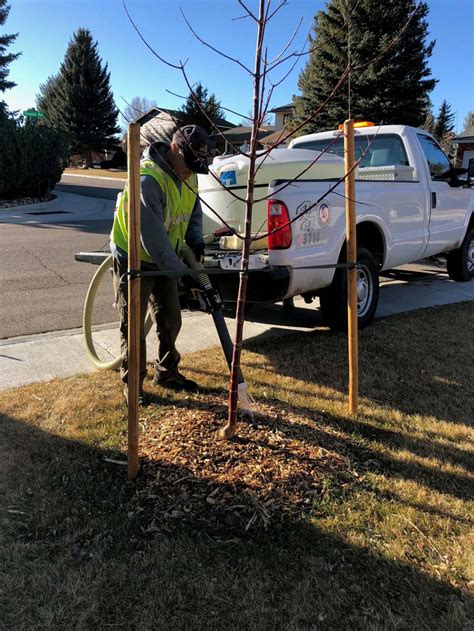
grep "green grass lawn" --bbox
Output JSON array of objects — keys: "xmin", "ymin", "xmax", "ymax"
[{"xmin": 1, "ymin": 303, "xmax": 473, "ymax": 629}]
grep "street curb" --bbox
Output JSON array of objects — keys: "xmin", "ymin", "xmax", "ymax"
[{"xmin": 63, "ymin": 173, "xmax": 126, "ymax": 183}]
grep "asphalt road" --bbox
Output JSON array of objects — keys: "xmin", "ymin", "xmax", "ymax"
[
  {"xmin": 0, "ymin": 218, "xmax": 118, "ymax": 339},
  {"xmin": 56, "ymin": 174, "xmax": 125, "ymax": 200},
  {"xmin": 0, "ymin": 175, "xmax": 123, "ymax": 339}
]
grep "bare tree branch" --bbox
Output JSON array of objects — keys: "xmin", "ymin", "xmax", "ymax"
[
  {"xmin": 121, "ymin": 96, "xmax": 145, "ymax": 116},
  {"xmin": 122, "ymin": 0, "xmax": 183, "ymax": 70},
  {"xmin": 238, "ymin": 0, "xmax": 258, "ymax": 22},
  {"xmin": 117, "ymin": 102, "xmax": 132, "ymax": 124},
  {"xmin": 181, "ymin": 7, "xmax": 253, "ymax": 75},
  {"xmin": 266, "ymin": 0, "xmax": 361, "ymax": 73},
  {"xmin": 253, "ymin": 130, "xmax": 344, "ymax": 201},
  {"xmin": 266, "ymin": 0, "xmax": 288, "ymax": 22},
  {"xmin": 265, "ymin": 15, "xmax": 303, "ymax": 65},
  {"xmin": 164, "ymin": 88, "xmax": 247, "ymax": 121},
  {"xmin": 254, "ymin": 125, "xmax": 383, "ymax": 241}
]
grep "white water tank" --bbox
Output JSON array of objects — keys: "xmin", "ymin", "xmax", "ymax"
[{"xmin": 198, "ymin": 148, "xmax": 344, "ymax": 238}]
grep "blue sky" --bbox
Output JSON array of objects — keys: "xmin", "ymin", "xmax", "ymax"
[{"xmin": 4, "ymin": 0, "xmax": 474, "ymax": 131}]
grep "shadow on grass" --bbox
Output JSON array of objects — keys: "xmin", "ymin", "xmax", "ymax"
[
  {"xmin": 1, "ymin": 411, "xmax": 471, "ymax": 630},
  {"xmin": 240, "ymin": 303, "xmax": 473, "ymax": 427}
]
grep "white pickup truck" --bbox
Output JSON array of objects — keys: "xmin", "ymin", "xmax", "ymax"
[{"xmin": 200, "ymin": 124, "xmax": 474, "ymax": 329}]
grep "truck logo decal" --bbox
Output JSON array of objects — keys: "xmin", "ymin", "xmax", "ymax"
[
  {"xmin": 296, "ymin": 201, "xmax": 321, "ymax": 247},
  {"xmin": 318, "ymin": 203, "xmax": 331, "ymax": 227}
]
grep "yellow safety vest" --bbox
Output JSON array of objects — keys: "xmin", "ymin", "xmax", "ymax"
[{"xmin": 111, "ymin": 159, "xmax": 198, "ymax": 263}]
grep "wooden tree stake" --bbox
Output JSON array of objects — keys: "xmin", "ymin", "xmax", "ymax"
[
  {"xmin": 127, "ymin": 122, "xmax": 141, "ymax": 480},
  {"xmin": 344, "ymin": 119, "xmax": 359, "ymax": 415}
]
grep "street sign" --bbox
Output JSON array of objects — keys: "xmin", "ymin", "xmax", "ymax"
[{"xmin": 23, "ymin": 109, "xmax": 45, "ymax": 119}]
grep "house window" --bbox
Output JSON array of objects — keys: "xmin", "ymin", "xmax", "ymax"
[{"xmin": 282, "ymin": 113, "xmax": 293, "ymax": 126}]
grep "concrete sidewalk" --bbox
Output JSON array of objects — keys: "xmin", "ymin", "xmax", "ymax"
[
  {"xmin": 0, "ymin": 190, "xmax": 114, "ymax": 225},
  {"xmin": 1, "ymin": 261, "xmax": 473, "ymax": 392}
]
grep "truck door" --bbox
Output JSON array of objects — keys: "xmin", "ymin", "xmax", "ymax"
[{"xmin": 416, "ymin": 133, "xmax": 467, "ymax": 257}]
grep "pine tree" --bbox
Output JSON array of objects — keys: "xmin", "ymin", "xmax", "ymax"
[
  {"xmin": 36, "ymin": 74, "xmax": 60, "ymax": 120},
  {"xmin": 0, "ymin": 0, "xmax": 20, "ymax": 118},
  {"xmin": 433, "ymin": 99, "xmax": 455, "ymax": 140},
  {"xmin": 433, "ymin": 99, "xmax": 455, "ymax": 156},
  {"xmin": 179, "ymin": 82, "xmax": 224, "ymax": 134},
  {"xmin": 36, "ymin": 28, "xmax": 120, "ymax": 164},
  {"xmin": 292, "ymin": 0, "xmax": 436, "ymax": 134}
]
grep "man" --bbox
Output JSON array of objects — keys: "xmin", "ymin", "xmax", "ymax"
[{"xmin": 110, "ymin": 124, "xmax": 211, "ymax": 405}]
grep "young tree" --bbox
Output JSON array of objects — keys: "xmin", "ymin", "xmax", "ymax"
[
  {"xmin": 292, "ymin": 0, "xmax": 436, "ymax": 134},
  {"xmin": 0, "ymin": 0, "xmax": 20, "ymax": 118},
  {"xmin": 179, "ymin": 82, "xmax": 224, "ymax": 134},
  {"xmin": 122, "ymin": 0, "xmax": 429, "ymax": 443},
  {"xmin": 36, "ymin": 28, "xmax": 120, "ymax": 165}
]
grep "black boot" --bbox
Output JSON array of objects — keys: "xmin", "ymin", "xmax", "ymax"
[{"xmin": 152, "ymin": 372, "xmax": 198, "ymax": 392}]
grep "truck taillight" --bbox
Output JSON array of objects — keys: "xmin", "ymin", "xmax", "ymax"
[{"xmin": 267, "ymin": 200, "xmax": 292, "ymax": 250}]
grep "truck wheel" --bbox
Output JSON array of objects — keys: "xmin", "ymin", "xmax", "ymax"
[
  {"xmin": 446, "ymin": 227, "xmax": 474, "ymax": 282},
  {"xmin": 319, "ymin": 247, "xmax": 379, "ymax": 331}
]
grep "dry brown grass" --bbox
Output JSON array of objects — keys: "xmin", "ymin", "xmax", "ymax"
[{"xmin": 1, "ymin": 303, "xmax": 473, "ymax": 629}]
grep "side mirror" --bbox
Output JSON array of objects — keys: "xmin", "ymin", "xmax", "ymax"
[{"xmin": 468, "ymin": 158, "xmax": 474, "ymax": 185}]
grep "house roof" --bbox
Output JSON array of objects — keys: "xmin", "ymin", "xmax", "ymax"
[
  {"xmin": 213, "ymin": 125, "xmax": 275, "ymax": 144},
  {"xmin": 132, "ymin": 107, "xmax": 236, "ymax": 130},
  {"xmin": 260, "ymin": 128, "xmax": 293, "ymax": 146},
  {"xmin": 269, "ymin": 103, "xmax": 294, "ymax": 113},
  {"xmin": 454, "ymin": 125, "xmax": 474, "ymax": 142}
]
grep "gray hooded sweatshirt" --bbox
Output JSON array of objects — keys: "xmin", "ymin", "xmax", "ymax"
[{"xmin": 112, "ymin": 141, "xmax": 203, "ymax": 276}]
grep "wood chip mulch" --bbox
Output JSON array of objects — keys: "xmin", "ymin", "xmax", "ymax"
[{"xmin": 134, "ymin": 396, "xmax": 355, "ymax": 535}]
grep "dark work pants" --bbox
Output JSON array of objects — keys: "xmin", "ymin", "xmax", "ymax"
[{"xmin": 113, "ymin": 257, "xmax": 182, "ymax": 387}]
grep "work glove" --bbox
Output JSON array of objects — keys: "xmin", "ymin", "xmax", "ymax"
[{"xmin": 192, "ymin": 242, "xmax": 205, "ymax": 263}]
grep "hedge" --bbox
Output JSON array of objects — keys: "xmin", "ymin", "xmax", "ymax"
[{"xmin": 0, "ymin": 118, "xmax": 69, "ymax": 199}]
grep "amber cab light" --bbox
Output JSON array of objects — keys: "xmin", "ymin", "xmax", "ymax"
[
  {"xmin": 338, "ymin": 121, "xmax": 375, "ymax": 130},
  {"xmin": 267, "ymin": 200, "xmax": 292, "ymax": 250}
]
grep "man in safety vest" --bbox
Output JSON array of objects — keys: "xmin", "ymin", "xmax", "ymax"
[{"xmin": 110, "ymin": 124, "xmax": 212, "ymax": 405}]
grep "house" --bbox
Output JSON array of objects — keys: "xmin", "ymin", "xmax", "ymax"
[
  {"xmin": 260, "ymin": 128, "xmax": 292, "ymax": 149},
  {"xmin": 216, "ymin": 125, "xmax": 274, "ymax": 154},
  {"xmin": 134, "ymin": 107, "xmax": 236, "ymax": 151},
  {"xmin": 269, "ymin": 103, "xmax": 295, "ymax": 131},
  {"xmin": 453, "ymin": 121, "xmax": 474, "ymax": 169}
]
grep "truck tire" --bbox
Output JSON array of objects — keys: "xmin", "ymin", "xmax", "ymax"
[
  {"xmin": 319, "ymin": 247, "xmax": 379, "ymax": 331},
  {"xmin": 446, "ymin": 227, "xmax": 474, "ymax": 282}
]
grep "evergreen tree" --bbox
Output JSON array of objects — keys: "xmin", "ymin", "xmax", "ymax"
[
  {"xmin": 433, "ymin": 99, "xmax": 454, "ymax": 140},
  {"xmin": 36, "ymin": 28, "xmax": 120, "ymax": 164},
  {"xmin": 292, "ymin": 0, "xmax": 436, "ymax": 134},
  {"xmin": 0, "ymin": 0, "xmax": 20, "ymax": 118},
  {"xmin": 36, "ymin": 74, "xmax": 60, "ymax": 120},
  {"xmin": 179, "ymin": 82, "xmax": 224, "ymax": 134},
  {"xmin": 433, "ymin": 99, "xmax": 455, "ymax": 156}
]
